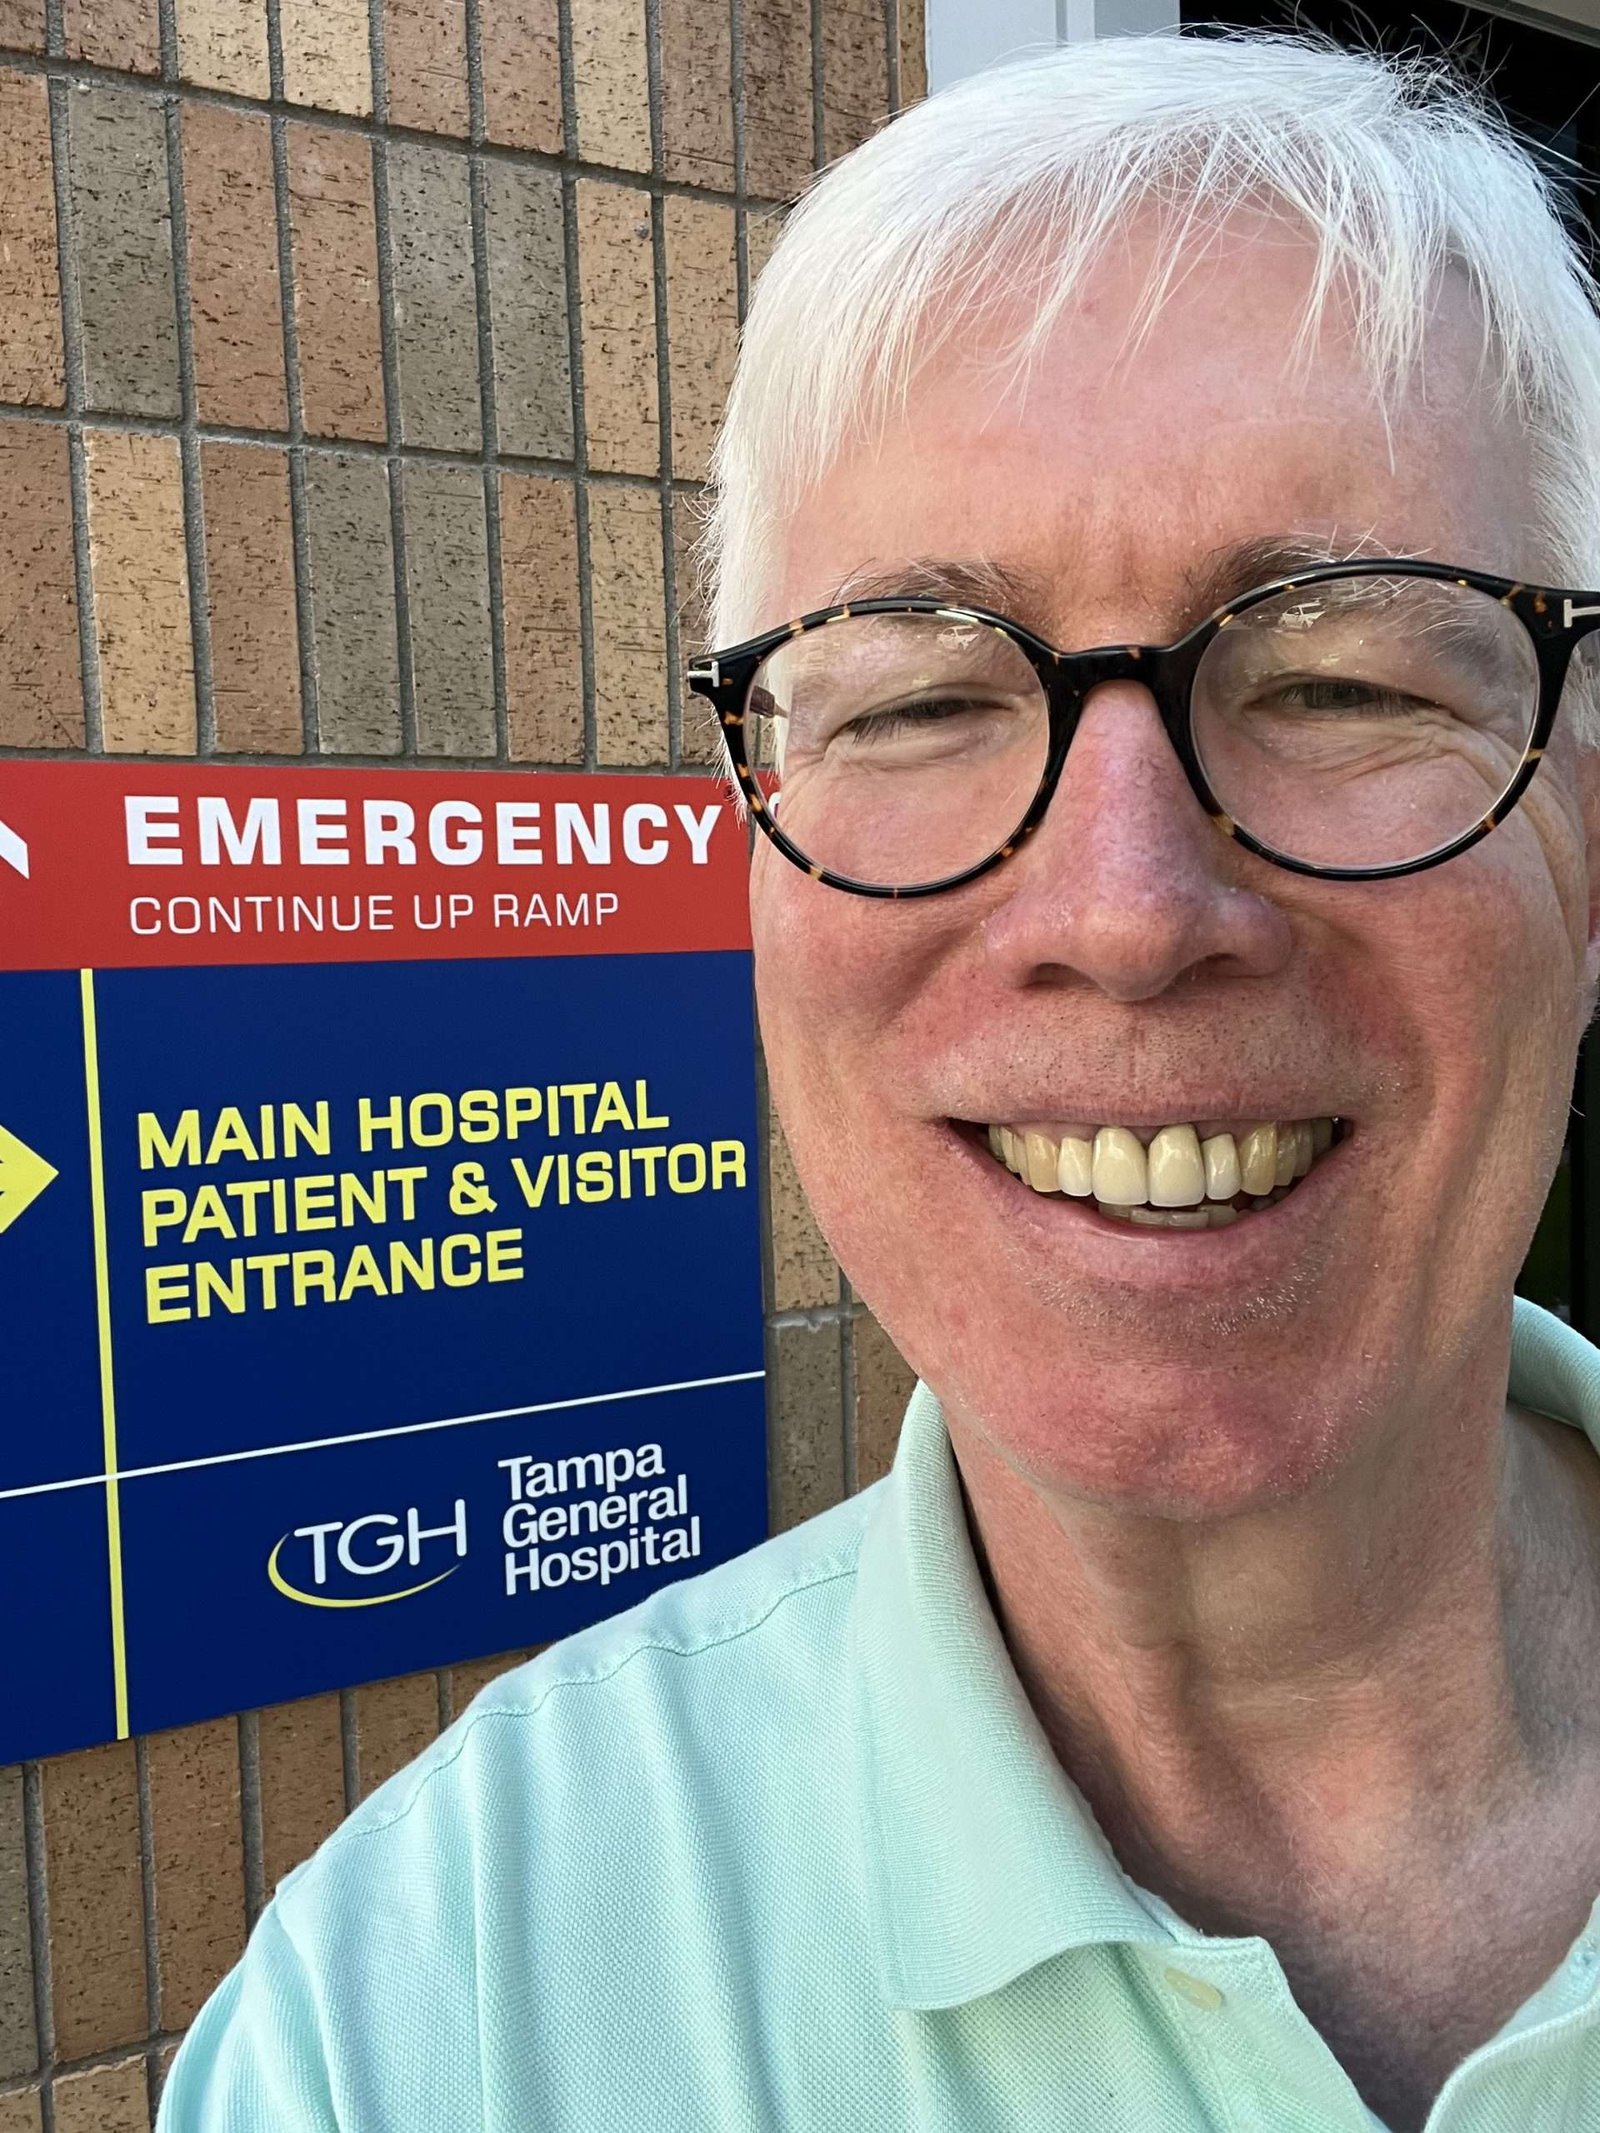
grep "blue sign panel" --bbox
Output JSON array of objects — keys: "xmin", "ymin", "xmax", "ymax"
[{"xmin": 0, "ymin": 765, "xmax": 765, "ymax": 1762}]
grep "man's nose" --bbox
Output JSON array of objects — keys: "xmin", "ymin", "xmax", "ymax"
[{"xmin": 980, "ymin": 681, "xmax": 1292, "ymax": 1000}]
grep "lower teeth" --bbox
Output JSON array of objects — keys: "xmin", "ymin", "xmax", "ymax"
[{"xmin": 1096, "ymin": 1186, "xmax": 1292, "ymax": 1227}]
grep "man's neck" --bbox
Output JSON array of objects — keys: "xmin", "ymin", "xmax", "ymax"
[{"xmin": 950, "ymin": 1386, "xmax": 1600, "ymax": 2131}]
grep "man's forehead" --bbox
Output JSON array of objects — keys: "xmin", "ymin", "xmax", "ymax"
[
  {"xmin": 825, "ymin": 537, "xmax": 1391, "ymax": 641},
  {"xmin": 774, "ymin": 235, "xmax": 1542, "ymax": 642}
]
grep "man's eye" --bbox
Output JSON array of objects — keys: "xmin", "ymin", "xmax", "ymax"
[
  {"xmin": 835, "ymin": 696, "xmax": 1007, "ymax": 744},
  {"xmin": 1254, "ymin": 678, "xmax": 1435, "ymax": 718}
]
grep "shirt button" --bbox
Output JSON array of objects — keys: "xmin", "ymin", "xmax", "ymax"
[
  {"xmin": 1572, "ymin": 1942, "xmax": 1597, "ymax": 1972},
  {"xmin": 1163, "ymin": 1967, "xmax": 1226, "ymax": 2012}
]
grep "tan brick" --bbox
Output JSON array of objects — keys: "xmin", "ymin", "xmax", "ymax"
[
  {"xmin": 743, "ymin": 2, "xmax": 813, "ymax": 199},
  {"xmin": 481, "ymin": 0, "xmax": 561, "ymax": 153},
  {"xmin": 176, "ymin": 0, "xmax": 271, "ymax": 96},
  {"xmin": 659, "ymin": 0, "xmax": 733, "ymax": 189},
  {"xmin": 40, "ymin": 1743, "xmax": 146, "ymax": 2059},
  {"xmin": 352, "ymin": 1674, "xmax": 437, "ymax": 1799},
  {"xmin": 280, "ymin": 0, "xmax": 372, "ymax": 115},
  {"xmin": 773, "ymin": 1321, "xmax": 845, "ymax": 1530},
  {"xmin": 448, "ymin": 1649, "xmax": 539, "ymax": 1713},
  {"xmin": 0, "ymin": 0, "xmax": 44, "ymax": 49},
  {"xmin": 403, "ymin": 462, "xmax": 494, "ymax": 756},
  {"xmin": 65, "ymin": 0, "xmax": 158, "ymax": 70},
  {"xmin": 663, "ymin": 196, "xmax": 736, "ymax": 481},
  {"xmin": 852, "ymin": 1310, "xmax": 914, "ymax": 1487},
  {"xmin": 384, "ymin": 0, "xmax": 467, "ymax": 134},
  {"xmin": 53, "ymin": 2057, "xmax": 148, "ymax": 2133},
  {"xmin": 201, "ymin": 442, "xmax": 302, "ymax": 754},
  {"xmin": 183, "ymin": 105, "xmax": 287, "ymax": 430},
  {"xmin": 0, "ymin": 423, "xmax": 82, "ymax": 750},
  {"xmin": 769, "ymin": 1111, "xmax": 839, "ymax": 1312},
  {"xmin": 0, "ymin": 73, "xmax": 62, "ymax": 406},
  {"xmin": 571, "ymin": 0, "xmax": 649, "ymax": 173},
  {"xmin": 0, "ymin": 2093, "xmax": 41, "ymax": 2133},
  {"xmin": 576, "ymin": 180, "xmax": 658, "ymax": 476},
  {"xmin": 302, "ymin": 451, "xmax": 401, "ymax": 753},
  {"xmin": 821, "ymin": 0, "xmax": 889, "ymax": 163},
  {"xmin": 287, "ymin": 123, "xmax": 385, "ymax": 443},
  {"xmin": 146, "ymin": 1718, "xmax": 246, "ymax": 2030},
  {"xmin": 670, "ymin": 490, "xmax": 718, "ymax": 767},
  {"xmin": 484, "ymin": 163, "xmax": 572, "ymax": 460},
  {"xmin": 67, "ymin": 84, "xmax": 179, "ymax": 419},
  {"xmin": 258, "ymin": 1693, "xmax": 344, "ymax": 1895},
  {"xmin": 897, "ymin": 0, "xmax": 926, "ymax": 104},
  {"xmin": 589, "ymin": 483, "xmax": 666, "ymax": 764},
  {"xmin": 387, "ymin": 141, "xmax": 480, "ymax": 450},
  {"xmin": 501, "ymin": 472, "xmax": 582, "ymax": 763},
  {"xmin": 85, "ymin": 429, "xmax": 196, "ymax": 756},
  {"xmin": 0, "ymin": 1769, "xmax": 35, "ymax": 2083}
]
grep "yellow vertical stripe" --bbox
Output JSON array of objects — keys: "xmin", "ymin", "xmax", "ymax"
[{"xmin": 80, "ymin": 970, "xmax": 129, "ymax": 1739}]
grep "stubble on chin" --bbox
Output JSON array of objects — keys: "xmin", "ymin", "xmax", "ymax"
[{"xmin": 990, "ymin": 1219, "xmax": 1335, "ymax": 1350}]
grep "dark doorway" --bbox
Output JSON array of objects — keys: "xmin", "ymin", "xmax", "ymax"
[
  {"xmin": 1184, "ymin": 4, "xmax": 1600, "ymax": 247},
  {"xmin": 1179, "ymin": 1, "xmax": 1600, "ymax": 1324}
]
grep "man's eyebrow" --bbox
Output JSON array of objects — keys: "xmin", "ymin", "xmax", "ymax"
[
  {"xmin": 824, "ymin": 537, "xmax": 1414, "ymax": 638},
  {"xmin": 825, "ymin": 557, "xmax": 1053, "ymax": 616},
  {"xmin": 1181, "ymin": 534, "xmax": 1401, "ymax": 620}
]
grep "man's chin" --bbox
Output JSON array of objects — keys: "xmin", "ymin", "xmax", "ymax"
[{"xmin": 937, "ymin": 1342, "xmax": 1365, "ymax": 1522}]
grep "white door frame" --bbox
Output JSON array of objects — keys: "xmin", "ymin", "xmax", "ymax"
[
  {"xmin": 925, "ymin": 0, "xmax": 1180, "ymax": 95},
  {"xmin": 925, "ymin": 0, "xmax": 1600, "ymax": 94}
]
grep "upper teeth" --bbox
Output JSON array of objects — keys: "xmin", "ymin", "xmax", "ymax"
[{"xmin": 987, "ymin": 1118, "xmax": 1336, "ymax": 1215}]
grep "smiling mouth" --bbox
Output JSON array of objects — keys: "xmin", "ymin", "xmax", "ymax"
[{"xmin": 979, "ymin": 1117, "xmax": 1345, "ymax": 1228}]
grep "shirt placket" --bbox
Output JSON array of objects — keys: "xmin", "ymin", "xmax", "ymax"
[{"xmin": 1134, "ymin": 1941, "xmax": 1413, "ymax": 2133}]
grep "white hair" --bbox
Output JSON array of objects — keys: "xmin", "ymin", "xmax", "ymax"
[{"xmin": 706, "ymin": 30, "xmax": 1600, "ymax": 729}]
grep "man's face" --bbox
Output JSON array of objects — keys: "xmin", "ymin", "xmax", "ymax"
[{"xmin": 750, "ymin": 219, "xmax": 1599, "ymax": 1518}]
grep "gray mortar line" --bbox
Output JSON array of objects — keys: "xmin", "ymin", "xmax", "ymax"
[
  {"xmin": 158, "ymin": 0, "xmax": 220, "ymax": 756},
  {"xmin": 21, "ymin": 1762, "xmax": 56, "ymax": 2133},
  {"xmin": 44, "ymin": 58, "xmax": 105, "ymax": 756},
  {"xmin": 0, "ymin": 742, "xmax": 700, "ymax": 770},
  {"xmin": 811, "ymin": 0, "xmax": 826, "ymax": 172},
  {"xmin": 840, "ymin": 1274, "xmax": 862, "ymax": 1494},
  {"xmin": 134, "ymin": 1735, "xmax": 161, "ymax": 2038},
  {"xmin": 366, "ymin": 0, "xmax": 419, "ymax": 759},
  {"xmin": 643, "ymin": 0, "xmax": 683, "ymax": 769},
  {"xmin": 339, "ymin": 1688, "xmax": 361, "ymax": 1812},
  {"xmin": 556, "ymin": 0, "xmax": 598, "ymax": 771},
  {"xmin": 265, "ymin": 0, "xmax": 323, "ymax": 752},
  {"xmin": 731, "ymin": 0, "xmax": 749, "ymax": 324},
  {"xmin": 237, "ymin": 1710, "xmax": 265, "ymax": 1931},
  {"xmin": 463, "ymin": 0, "xmax": 510, "ymax": 765},
  {"xmin": 0, "ymin": 393, "xmax": 677, "ymax": 484}
]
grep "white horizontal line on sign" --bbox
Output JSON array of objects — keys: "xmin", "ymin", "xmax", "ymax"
[{"xmin": 0, "ymin": 1369, "xmax": 769, "ymax": 1503}]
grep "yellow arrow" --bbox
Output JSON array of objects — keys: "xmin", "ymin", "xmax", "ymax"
[{"xmin": 0, "ymin": 1122, "xmax": 57, "ymax": 1236}]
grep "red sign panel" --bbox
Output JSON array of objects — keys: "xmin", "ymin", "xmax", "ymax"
[{"xmin": 0, "ymin": 762, "xmax": 750, "ymax": 971}]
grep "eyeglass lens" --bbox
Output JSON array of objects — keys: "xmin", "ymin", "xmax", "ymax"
[{"xmin": 743, "ymin": 577, "xmax": 1542, "ymax": 889}]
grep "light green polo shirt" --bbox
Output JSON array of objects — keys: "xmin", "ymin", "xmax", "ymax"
[{"xmin": 160, "ymin": 1298, "xmax": 1600, "ymax": 2133}]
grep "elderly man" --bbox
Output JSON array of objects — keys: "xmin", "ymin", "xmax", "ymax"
[{"xmin": 161, "ymin": 32, "xmax": 1600, "ymax": 2133}]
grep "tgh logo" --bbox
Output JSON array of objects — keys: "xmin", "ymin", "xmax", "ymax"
[{"xmin": 267, "ymin": 1500, "xmax": 469, "ymax": 1608}]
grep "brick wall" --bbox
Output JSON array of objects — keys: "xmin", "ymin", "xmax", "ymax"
[{"xmin": 0, "ymin": 1, "xmax": 924, "ymax": 2119}]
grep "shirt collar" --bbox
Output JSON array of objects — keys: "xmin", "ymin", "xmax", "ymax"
[{"xmin": 850, "ymin": 1296, "xmax": 1600, "ymax": 2012}]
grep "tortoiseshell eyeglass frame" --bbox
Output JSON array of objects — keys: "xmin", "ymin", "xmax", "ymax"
[{"xmin": 685, "ymin": 558, "xmax": 1600, "ymax": 900}]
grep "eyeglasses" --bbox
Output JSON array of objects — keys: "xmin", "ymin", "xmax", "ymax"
[{"xmin": 686, "ymin": 561, "xmax": 1600, "ymax": 898}]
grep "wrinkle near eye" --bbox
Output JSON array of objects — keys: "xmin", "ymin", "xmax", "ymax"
[{"xmin": 1508, "ymin": 758, "xmax": 1591, "ymax": 955}]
